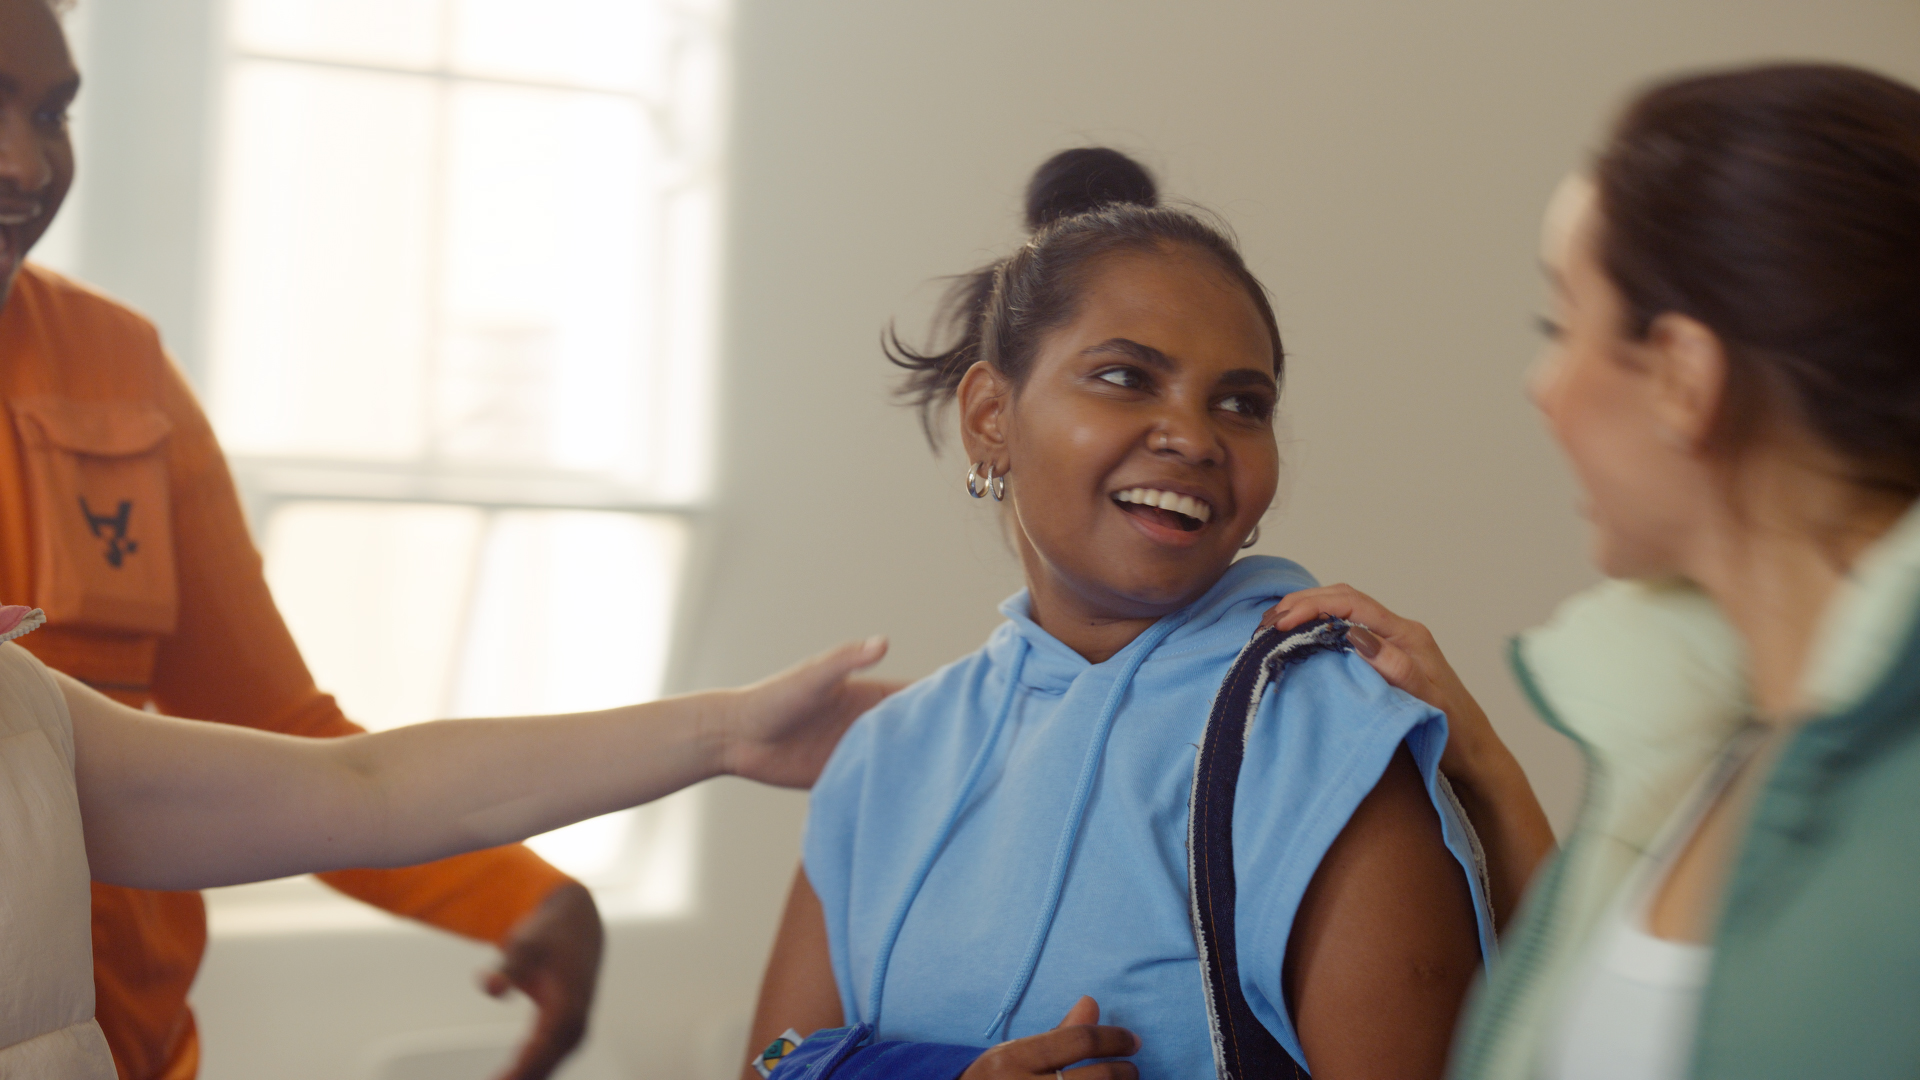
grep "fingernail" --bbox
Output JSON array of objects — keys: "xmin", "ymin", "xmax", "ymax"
[
  {"xmin": 864, "ymin": 635, "xmax": 886, "ymax": 652},
  {"xmin": 1347, "ymin": 625, "xmax": 1382, "ymax": 658}
]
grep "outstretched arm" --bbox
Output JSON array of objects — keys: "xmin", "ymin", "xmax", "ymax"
[
  {"xmin": 1264, "ymin": 585, "xmax": 1556, "ymax": 927},
  {"xmin": 1285, "ymin": 748, "xmax": 1481, "ymax": 1080},
  {"xmin": 68, "ymin": 638, "xmax": 894, "ymax": 891}
]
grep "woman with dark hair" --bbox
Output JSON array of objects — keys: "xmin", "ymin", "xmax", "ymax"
[
  {"xmin": 740, "ymin": 149, "xmax": 1495, "ymax": 1080},
  {"xmin": 1268, "ymin": 62, "xmax": 1920, "ymax": 1079}
]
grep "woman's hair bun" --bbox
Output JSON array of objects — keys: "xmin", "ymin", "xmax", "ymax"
[{"xmin": 1023, "ymin": 147, "xmax": 1158, "ymax": 231}]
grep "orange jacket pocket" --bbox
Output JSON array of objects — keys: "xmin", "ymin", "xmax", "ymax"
[{"xmin": 10, "ymin": 398, "xmax": 178, "ymax": 635}]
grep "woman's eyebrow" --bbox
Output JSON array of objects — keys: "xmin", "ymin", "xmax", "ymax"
[
  {"xmin": 1082, "ymin": 337, "xmax": 1175, "ymax": 371},
  {"xmin": 44, "ymin": 77, "xmax": 81, "ymax": 107},
  {"xmin": 1217, "ymin": 369, "xmax": 1278, "ymax": 391},
  {"xmin": 0, "ymin": 72, "xmax": 80, "ymax": 101}
]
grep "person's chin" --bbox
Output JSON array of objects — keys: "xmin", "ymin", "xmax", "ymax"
[
  {"xmin": 1, "ymin": 214, "xmax": 54, "ymax": 307},
  {"xmin": 1588, "ymin": 534, "xmax": 1629, "ymax": 578}
]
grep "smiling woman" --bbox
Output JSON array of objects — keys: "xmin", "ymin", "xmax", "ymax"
[
  {"xmin": 737, "ymin": 150, "xmax": 1496, "ymax": 1080},
  {"xmin": 888, "ymin": 148, "xmax": 1283, "ymax": 659},
  {"xmin": 950, "ymin": 248, "xmax": 1279, "ymax": 651}
]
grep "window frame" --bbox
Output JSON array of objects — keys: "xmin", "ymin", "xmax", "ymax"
[{"xmin": 199, "ymin": 0, "xmax": 731, "ymax": 911}]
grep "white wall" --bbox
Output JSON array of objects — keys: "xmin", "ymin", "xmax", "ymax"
[{"xmin": 50, "ymin": 1, "xmax": 1920, "ymax": 1077}]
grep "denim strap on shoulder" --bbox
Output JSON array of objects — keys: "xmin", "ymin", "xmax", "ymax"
[{"xmin": 1188, "ymin": 618, "xmax": 1350, "ymax": 1080}]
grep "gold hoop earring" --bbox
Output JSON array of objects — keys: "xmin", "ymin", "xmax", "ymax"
[{"xmin": 1241, "ymin": 523, "xmax": 1261, "ymax": 549}]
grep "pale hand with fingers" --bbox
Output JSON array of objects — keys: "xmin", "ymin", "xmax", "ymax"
[{"xmin": 720, "ymin": 636, "xmax": 896, "ymax": 788}]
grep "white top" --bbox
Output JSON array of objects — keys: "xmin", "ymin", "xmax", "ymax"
[
  {"xmin": 1542, "ymin": 891, "xmax": 1712, "ymax": 1080},
  {"xmin": 0, "ymin": 635, "xmax": 117, "ymax": 1079},
  {"xmin": 1542, "ymin": 727, "xmax": 1760, "ymax": 1080}
]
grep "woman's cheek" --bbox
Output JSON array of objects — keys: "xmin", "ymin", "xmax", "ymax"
[
  {"xmin": 1234, "ymin": 453, "xmax": 1279, "ymax": 529},
  {"xmin": 1558, "ymin": 391, "xmax": 1665, "ymax": 573},
  {"xmin": 1527, "ymin": 349, "xmax": 1573, "ymax": 437}
]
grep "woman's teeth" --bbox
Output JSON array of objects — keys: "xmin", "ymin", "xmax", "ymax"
[{"xmin": 1112, "ymin": 487, "xmax": 1212, "ymax": 523}]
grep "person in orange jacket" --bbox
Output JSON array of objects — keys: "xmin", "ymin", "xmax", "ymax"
[{"xmin": 4, "ymin": 2, "xmax": 589, "ymax": 1076}]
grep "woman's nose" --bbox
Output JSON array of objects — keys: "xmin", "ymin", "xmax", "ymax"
[{"xmin": 1148, "ymin": 410, "xmax": 1222, "ymax": 465}]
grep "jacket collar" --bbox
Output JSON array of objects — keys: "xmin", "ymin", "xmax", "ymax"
[
  {"xmin": 1801, "ymin": 500, "xmax": 1920, "ymax": 714},
  {"xmin": 1513, "ymin": 578, "xmax": 1749, "ymax": 844},
  {"xmin": 1517, "ymin": 499, "xmax": 1920, "ymax": 784}
]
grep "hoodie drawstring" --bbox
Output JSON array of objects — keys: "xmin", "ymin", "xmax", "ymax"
[
  {"xmin": 866, "ymin": 638, "xmax": 1031, "ymax": 1032},
  {"xmin": 981, "ymin": 613, "xmax": 1188, "ymax": 1041}
]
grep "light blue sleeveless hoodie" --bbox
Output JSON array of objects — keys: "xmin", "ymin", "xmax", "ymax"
[{"xmin": 804, "ymin": 556, "xmax": 1496, "ymax": 1077}]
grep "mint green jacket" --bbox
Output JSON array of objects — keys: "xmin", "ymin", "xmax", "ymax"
[{"xmin": 1451, "ymin": 507, "xmax": 1920, "ymax": 1079}]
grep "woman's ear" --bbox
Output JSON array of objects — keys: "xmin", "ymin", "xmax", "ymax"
[
  {"xmin": 956, "ymin": 361, "xmax": 1012, "ymax": 466},
  {"xmin": 1644, "ymin": 312, "xmax": 1729, "ymax": 451}
]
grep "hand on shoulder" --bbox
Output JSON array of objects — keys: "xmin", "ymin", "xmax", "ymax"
[
  {"xmin": 1261, "ymin": 584, "xmax": 1496, "ymax": 779},
  {"xmin": 1262, "ymin": 583, "xmax": 1555, "ymax": 929}
]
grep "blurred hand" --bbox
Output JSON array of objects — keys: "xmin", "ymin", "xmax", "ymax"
[
  {"xmin": 960, "ymin": 996, "xmax": 1140, "ymax": 1080},
  {"xmin": 483, "ymin": 882, "xmax": 605, "ymax": 1080},
  {"xmin": 1261, "ymin": 584, "xmax": 1496, "ymax": 779},
  {"xmin": 718, "ymin": 637, "xmax": 903, "ymax": 788}
]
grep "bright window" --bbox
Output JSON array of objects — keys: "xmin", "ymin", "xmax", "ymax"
[{"xmin": 204, "ymin": 0, "xmax": 727, "ymax": 916}]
